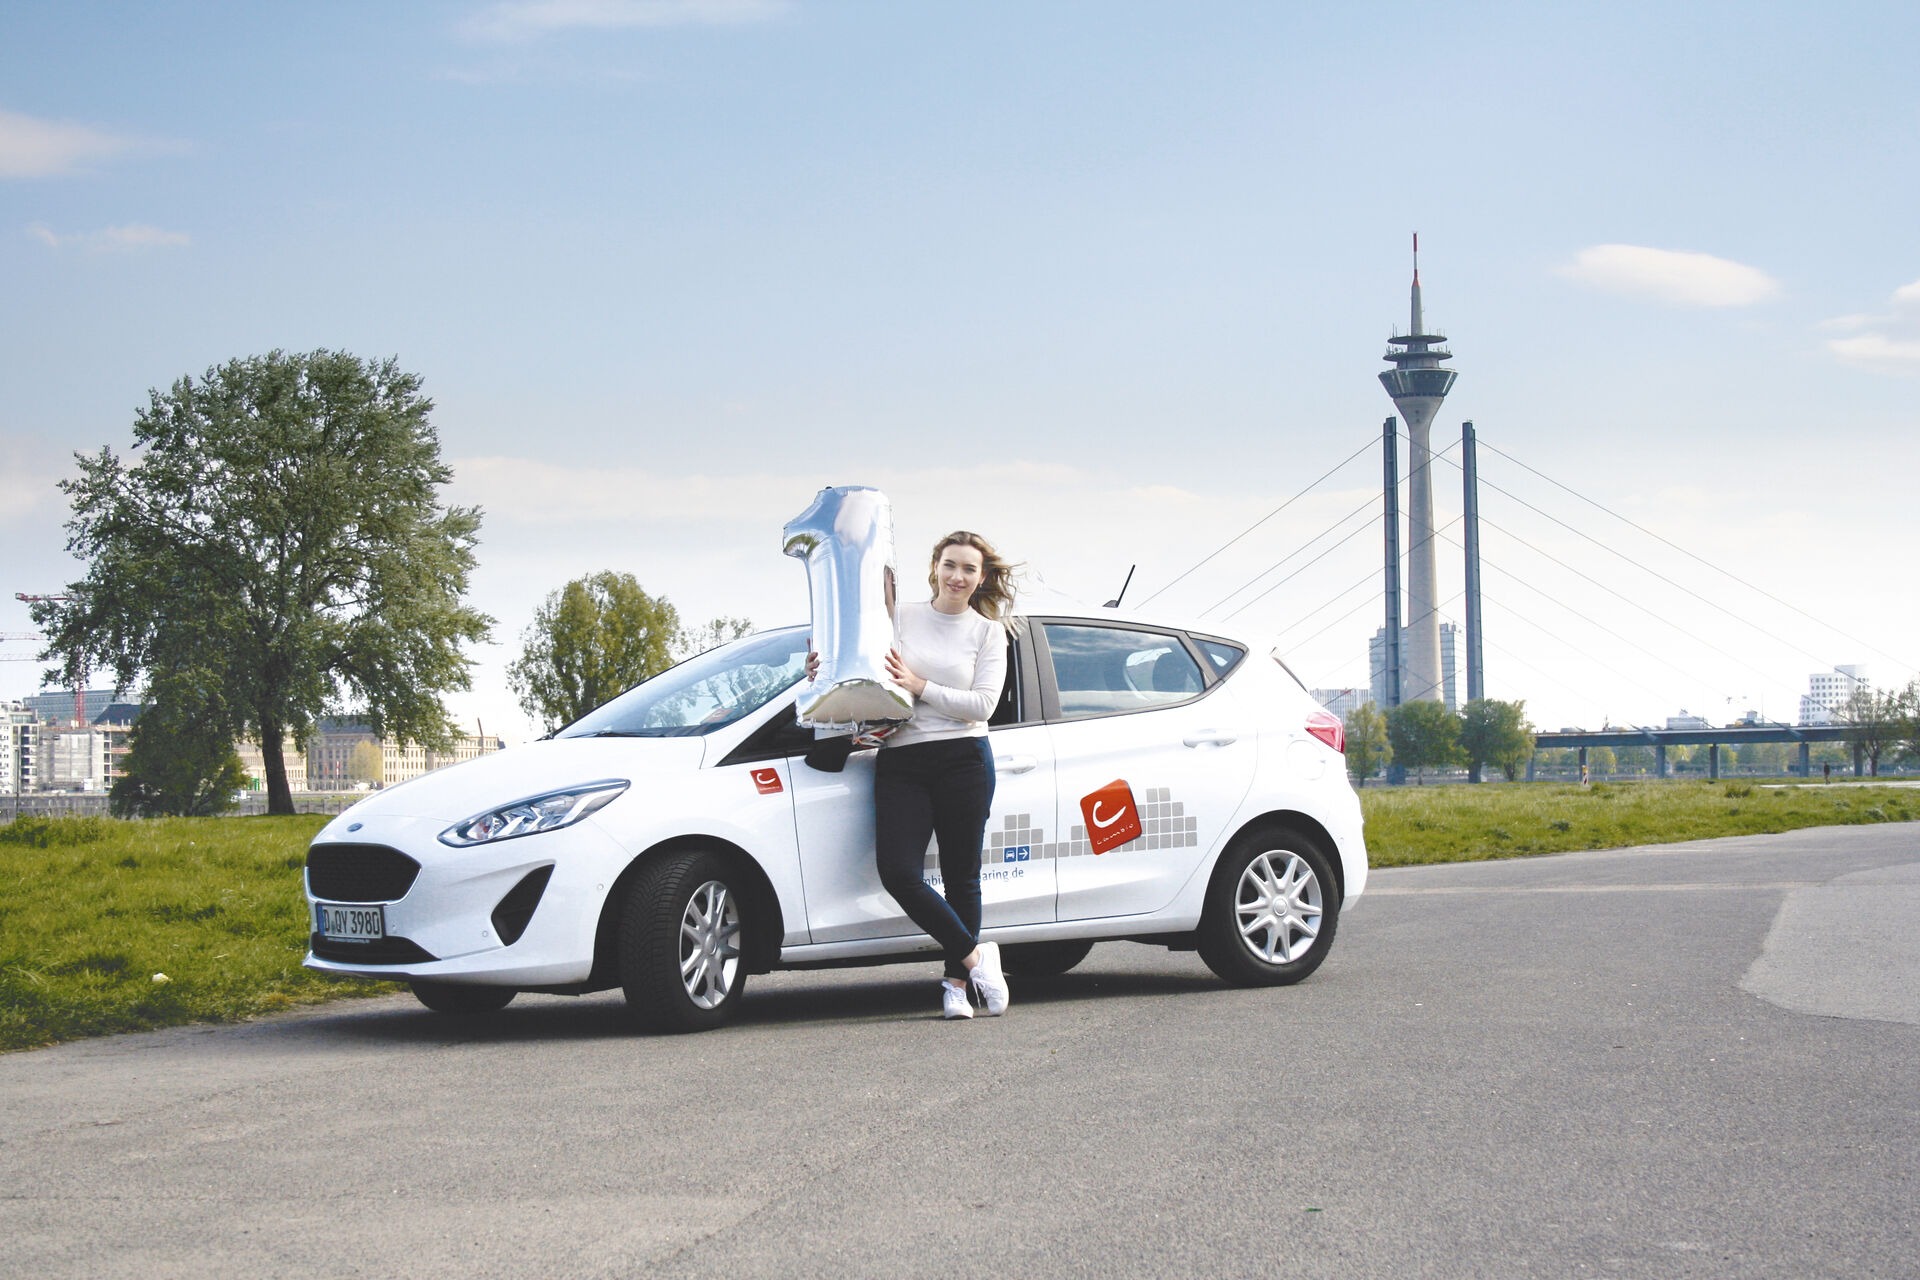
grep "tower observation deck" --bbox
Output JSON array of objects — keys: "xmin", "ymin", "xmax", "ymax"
[{"xmin": 1378, "ymin": 234, "xmax": 1457, "ymax": 705}]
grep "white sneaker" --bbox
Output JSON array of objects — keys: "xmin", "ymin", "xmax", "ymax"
[
  {"xmin": 942, "ymin": 981, "xmax": 974, "ymax": 1020},
  {"xmin": 970, "ymin": 941, "xmax": 1010, "ymax": 1016}
]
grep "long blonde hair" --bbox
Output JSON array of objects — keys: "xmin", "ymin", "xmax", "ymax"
[{"xmin": 929, "ymin": 530, "xmax": 1021, "ymax": 632}]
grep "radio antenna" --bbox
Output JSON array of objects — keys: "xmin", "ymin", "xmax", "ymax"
[{"xmin": 1104, "ymin": 564, "xmax": 1137, "ymax": 609}]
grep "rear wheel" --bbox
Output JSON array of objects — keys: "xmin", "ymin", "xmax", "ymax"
[
  {"xmin": 1000, "ymin": 939, "xmax": 1095, "ymax": 977},
  {"xmin": 620, "ymin": 848, "xmax": 749, "ymax": 1033},
  {"xmin": 1197, "ymin": 829, "xmax": 1339, "ymax": 987},
  {"xmin": 410, "ymin": 980, "xmax": 516, "ymax": 1014}
]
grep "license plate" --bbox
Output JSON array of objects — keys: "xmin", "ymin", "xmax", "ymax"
[{"xmin": 316, "ymin": 903, "xmax": 385, "ymax": 943}]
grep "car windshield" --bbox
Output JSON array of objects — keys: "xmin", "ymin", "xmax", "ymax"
[{"xmin": 556, "ymin": 628, "xmax": 810, "ymax": 738}]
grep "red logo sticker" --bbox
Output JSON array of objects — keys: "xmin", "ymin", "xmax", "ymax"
[
  {"xmin": 751, "ymin": 767, "xmax": 783, "ymax": 795},
  {"xmin": 1079, "ymin": 779, "xmax": 1141, "ymax": 854}
]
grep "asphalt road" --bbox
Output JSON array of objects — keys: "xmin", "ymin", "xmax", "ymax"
[{"xmin": 4, "ymin": 824, "xmax": 1916, "ymax": 1279}]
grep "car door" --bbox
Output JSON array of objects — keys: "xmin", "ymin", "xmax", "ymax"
[
  {"xmin": 789, "ymin": 628, "xmax": 1057, "ymax": 944},
  {"xmin": 1037, "ymin": 619, "xmax": 1259, "ymax": 922}
]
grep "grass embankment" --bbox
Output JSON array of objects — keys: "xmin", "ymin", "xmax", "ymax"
[
  {"xmin": 1360, "ymin": 779, "xmax": 1918, "ymax": 867},
  {"xmin": 4, "ymin": 781, "xmax": 1917, "ymax": 1052},
  {"xmin": 0, "ymin": 814, "xmax": 392, "ymax": 1053}
]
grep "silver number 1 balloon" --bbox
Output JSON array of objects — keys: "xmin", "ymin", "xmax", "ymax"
[{"xmin": 782, "ymin": 485, "xmax": 914, "ymax": 728}]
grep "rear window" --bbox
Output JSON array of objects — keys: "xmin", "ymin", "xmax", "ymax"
[{"xmin": 1044, "ymin": 623, "xmax": 1206, "ymax": 719}]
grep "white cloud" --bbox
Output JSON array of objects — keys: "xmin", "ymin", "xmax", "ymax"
[
  {"xmin": 1821, "ymin": 275, "xmax": 1920, "ymax": 375},
  {"xmin": 0, "ymin": 108, "xmax": 135, "ymax": 178},
  {"xmin": 1556, "ymin": 244, "xmax": 1780, "ymax": 307},
  {"xmin": 1826, "ymin": 333, "xmax": 1920, "ymax": 376},
  {"xmin": 459, "ymin": 0, "xmax": 789, "ymax": 42},
  {"xmin": 26, "ymin": 223, "xmax": 190, "ymax": 252}
]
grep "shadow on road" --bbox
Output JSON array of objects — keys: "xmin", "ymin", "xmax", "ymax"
[{"xmin": 296, "ymin": 962, "xmax": 1227, "ymax": 1048}]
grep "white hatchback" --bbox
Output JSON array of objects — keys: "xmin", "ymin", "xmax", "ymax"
[{"xmin": 303, "ymin": 606, "xmax": 1368, "ymax": 1030}]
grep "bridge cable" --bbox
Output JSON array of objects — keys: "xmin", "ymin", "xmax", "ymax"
[{"xmin": 1136, "ymin": 435, "xmax": 1375, "ymax": 608}]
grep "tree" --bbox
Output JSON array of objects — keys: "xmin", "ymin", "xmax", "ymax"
[
  {"xmin": 1615, "ymin": 744, "xmax": 1655, "ymax": 775},
  {"xmin": 677, "ymin": 615, "xmax": 756, "ymax": 659},
  {"xmin": 1458, "ymin": 698, "xmax": 1537, "ymax": 782},
  {"xmin": 37, "ymin": 351, "xmax": 492, "ymax": 815},
  {"xmin": 1387, "ymin": 699, "xmax": 1464, "ymax": 783},
  {"xmin": 346, "ymin": 741, "xmax": 385, "ymax": 787},
  {"xmin": 1588, "ymin": 745, "xmax": 1617, "ymax": 778},
  {"xmin": 109, "ymin": 679, "xmax": 249, "ymax": 818},
  {"xmin": 1341, "ymin": 702, "xmax": 1392, "ymax": 785},
  {"xmin": 1835, "ymin": 684, "xmax": 1907, "ymax": 776},
  {"xmin": 1741, "ymin": 741, "xmax": 1788, "ymax": 775},
  {"xmin": 508, "ymin": 572, "xmax": 684, "ymax": 733}
]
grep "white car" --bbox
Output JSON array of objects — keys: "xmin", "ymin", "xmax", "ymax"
[{"xmin": 303, "ymin": 606, "xmax": 1368, "ymax": 1031}]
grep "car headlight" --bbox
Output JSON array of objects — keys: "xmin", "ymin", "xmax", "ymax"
[{"xmin": 439, "ymin": 780, "xmax": 630, "ymax": 847}]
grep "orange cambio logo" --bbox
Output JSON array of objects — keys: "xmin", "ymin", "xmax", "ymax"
[
  {"xmin": 1079, "ymin": 779, "xmax": 1142, "ymax": 854},
  {"xmin": 750, "ymin": 768, "xmax": 783, "ymax": 795}
]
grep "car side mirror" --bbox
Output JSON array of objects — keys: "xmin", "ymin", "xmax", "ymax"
[{"xmin": 804, "ymin": 735, "xmax": 857, "ymax": 773}]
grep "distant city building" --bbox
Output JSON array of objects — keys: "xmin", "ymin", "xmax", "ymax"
[
  {"xmin": 20, "ymin": 688, "xmax": 130, "ymax": 726},
  {"xmin": 236, "ymin": 737, "xmax": 308, "ymax": 794},
  {"xmin": 1799, "ymin": 664, "xmax": 1867, "ymax": 726},
  {"xmin": 305, "ymin": 717, "xmax": 503, "ymax": 791},
  {"xmin": 1, "ymin": 703, "xmax": 37, "ymax": 795},
  {"xmin": 41, "ymin": 726, "xmax": 109, "ymax": 792},
  {"xmin": 1371, "ymin": 624, "xmax": 1459, "ymax": 713},
  {"xmin": 1667, "ymin": 712, "xmax": 1711, "ymax": 730},
  {"xmin": 1311, "ymin": 688, "xmax": 1365, "ymax": 721}
]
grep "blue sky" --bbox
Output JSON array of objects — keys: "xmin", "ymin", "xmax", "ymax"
[{"xmin": 4, "ymin": 0, "xmax": 1917, "ymax": 740}]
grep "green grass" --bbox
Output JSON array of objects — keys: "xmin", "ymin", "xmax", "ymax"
[
  {"xmin": 1359, "ymin": 778, "xmax": 1919, "ymax": 867},
  {"xmin": 4, "ymin": 779, "xmax": 1916, "ymax": 1052},
  {"xmin": 0, "ymin": 813, "xmax": 393, "ymax": 1053}
]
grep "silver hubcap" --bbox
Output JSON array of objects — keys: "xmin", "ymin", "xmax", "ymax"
[
  {"xmin": 679, "ymin": 880, "xmax": 741, "ymax": 1009},
  {"xmin": 1234, "ymin": 850, "xmax": 1322, "ymax": 964}
]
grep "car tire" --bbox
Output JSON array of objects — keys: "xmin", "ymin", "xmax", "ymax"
[
  {"xmin": 1000, "ymin": 939, "xmax": 1095, "ymax": 977},
  {"xmin": 619, "ymin": 848, "xmax": 749, "ymax": 1033},
  {"xmin": 1197, "ymin": 828, "xmax": 1340, "ymax": 988},
  {"xmin": 410, "ymin": 980, "xmax": 516, "ymax": 1014}
]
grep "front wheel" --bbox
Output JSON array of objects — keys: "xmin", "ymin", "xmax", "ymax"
[
  {"xmin": 619, "ymin": 848, "xmax": 749, "ymax": 1033},
  {"xmin": 1197, "ymin": 830, "xmax": 1340, "ymax": 987},
  {"xmin": 410, "ymin": 980, "xmax": 516, "ymax": 1014}
]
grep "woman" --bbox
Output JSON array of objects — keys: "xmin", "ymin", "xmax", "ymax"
[{"xmin": 811, "ymin": 530, "xmax": 1019, "ymax": 1019}]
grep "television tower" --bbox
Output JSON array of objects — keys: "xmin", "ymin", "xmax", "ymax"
[{"xmin": 1378, "ymin": 234, "xmax": 1457, "ymax": 704}]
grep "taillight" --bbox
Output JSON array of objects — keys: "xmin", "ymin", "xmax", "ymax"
[{"xmin": 1305, "ymin": 709, "xmax": 1344, "ymax": 754}]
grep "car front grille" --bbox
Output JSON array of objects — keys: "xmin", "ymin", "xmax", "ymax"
[{"xmin": 306, "ymin": 843, "xmax": 422, "ymax": 902}]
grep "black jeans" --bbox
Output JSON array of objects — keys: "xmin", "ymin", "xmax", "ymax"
[{"xmin": 874, "ymin": 736, "xmax": 996, "ymax": 981}]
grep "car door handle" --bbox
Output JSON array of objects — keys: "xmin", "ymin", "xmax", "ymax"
[
  {"xmin": 1182, "ymin": 730, "xmax": 1239, "ymax": 748},
  {"xmin": 995, "ymin": 754, "xmax": 1038, "ymax": 774}
]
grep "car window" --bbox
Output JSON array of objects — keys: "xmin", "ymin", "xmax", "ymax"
[
  {"xmin": 1043, "ymin": 623, "xmax": 1206, "ymax": 719},
  {"xmin": 557, "ymin": 629, "xmax": 809, "ymax": 738},
  {"xmin": 1193, "ymin": 638, "xmax": 1245, "ymax": 676},
  {"xmin": 989, "ymin": 630, "xmax": 1022, "ymax": 726}
]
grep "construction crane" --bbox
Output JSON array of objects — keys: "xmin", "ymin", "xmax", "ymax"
[{"xmin": 12, "ymin": 595, "xmax": 87, "ymax": 726}]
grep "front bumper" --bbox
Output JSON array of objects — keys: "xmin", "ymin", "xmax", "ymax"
[{"xmin": 301, "ymin": 812, "xmax": 627, "ymax": 987}]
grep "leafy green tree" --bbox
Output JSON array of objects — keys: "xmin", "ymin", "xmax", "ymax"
[
  {"xmin": 1588, "ymin": 745, "xmax": 1617, "ymax": 778},
  {"xmin": 1615, "ymin": 744, "xmax": 1655, "ymax": 775},
  {"xmin": 1341, "ymin": 702, "xmax": 1392, "ymax": 785},
  {"xmin": 36, "ymin": 351, "xmax": 491, "ymax": 815},
  {"xmin": 109, "ymin": 679, "xmax": 249, "ymax": 818},
  {"xmin": 346, "ymin": 740, "xmax": 385, "ymax": 786},
  {"xmin": 1458, "ymin": 698, "xmax": 1537, "ymax": 782},
  {"xmin": 1835, "ymin": 685, "xmax": 1907, "ymax": 776},
  {"xmin": 508, "ymin": 572, "xmax": 687, "ymax": 733},
  {"xmin": 1741, "ymin": 741, "xmax": 1788, "ymax": 774},
  {"xmin": 1387, "ymin": 699, "xmax": 1464, "ymax": 783}
]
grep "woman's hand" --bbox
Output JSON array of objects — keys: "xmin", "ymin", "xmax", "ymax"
[
  {"xmin": 886, "ymin": 647, "xmax": 926, "ymax": 696},
  {"xmin": 805, "ymin": 642, "xmax": 819, "ymax": 682}
]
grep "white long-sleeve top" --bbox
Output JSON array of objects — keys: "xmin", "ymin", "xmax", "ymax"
[{"xmin": 886, "ymin": 600, "xmax": 1006, "ymax": 747}]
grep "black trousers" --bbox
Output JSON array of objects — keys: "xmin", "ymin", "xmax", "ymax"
[{"xmin": 873, "ymin": 736, "xmax": 996, "ymax": 981}]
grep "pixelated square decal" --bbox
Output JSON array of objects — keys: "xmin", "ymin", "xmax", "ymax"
[
  {"xmin": 750, "ymin": 767, "xmax": 783, "ymax": 795},
  {"xmin": 1079, "ymin": 779, "xmax": 1142, "ymax": 854}
]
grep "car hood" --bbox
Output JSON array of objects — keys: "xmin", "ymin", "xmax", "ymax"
[{"xmin": 313, "ymin": 735, "xmax": 712, "ymax": 831}]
